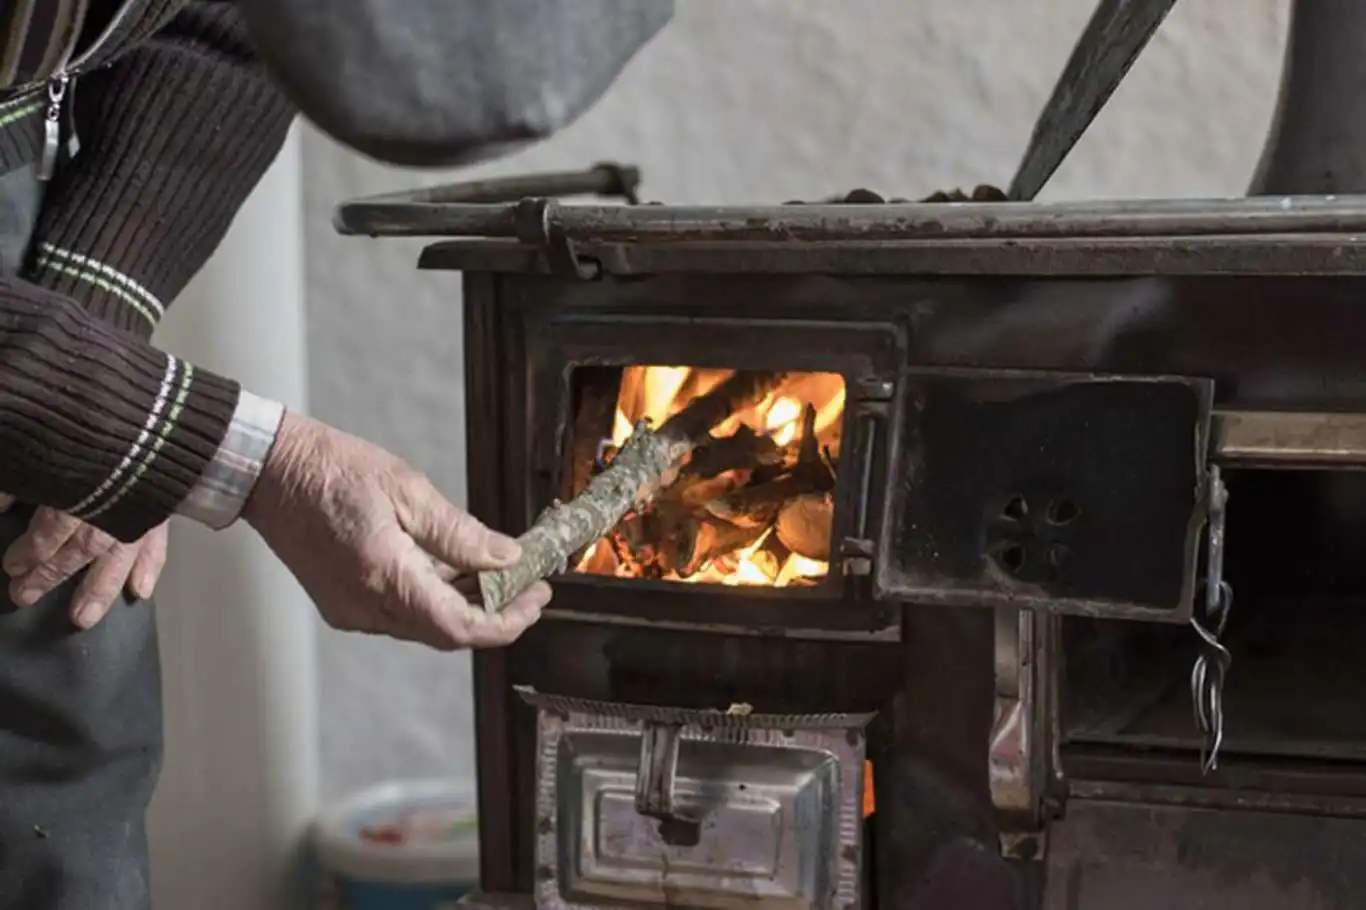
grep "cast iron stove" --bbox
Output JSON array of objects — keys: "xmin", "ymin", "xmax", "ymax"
[{"xmin": 336, "ymin": 1, "xmax": 1366, "ymax": 907}]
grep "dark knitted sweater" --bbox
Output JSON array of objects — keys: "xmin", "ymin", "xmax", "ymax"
[{"xmin": 0, "ymin": 0, "xmax": 295, "ymax": 541}]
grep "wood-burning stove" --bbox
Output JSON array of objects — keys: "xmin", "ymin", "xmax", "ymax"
[{"xmin": 333, "ymin": 3, "xmax": 1366, "ymax": 907}]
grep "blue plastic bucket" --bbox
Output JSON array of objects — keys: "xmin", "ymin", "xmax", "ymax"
[{"xmin": 311, "ymin": 779, "xmax": 479, "ymax": 910}]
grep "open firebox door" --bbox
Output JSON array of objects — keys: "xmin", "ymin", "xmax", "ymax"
[{"xmin": 871, "ymin": 370, "xmax": 1215, "ymax": 625}]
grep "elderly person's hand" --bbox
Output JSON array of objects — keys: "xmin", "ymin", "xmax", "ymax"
[
  {"xmin": 243, "ymin": 412, "xmax": 550, "ymax": 650},
  {"xmin": 0, "ymin": 497, "xmax": 169, "ymax": 628}
]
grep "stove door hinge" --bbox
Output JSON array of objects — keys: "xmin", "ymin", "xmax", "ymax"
[
  {"xmin": 840, "ymin": 376, "xmax": 895, "ymax": 577},
  {"xmin": 515, "ymin": 197, "xmax": 604, "ymax": 280}
]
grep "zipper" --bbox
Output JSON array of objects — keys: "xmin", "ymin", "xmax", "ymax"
[
  {"xmin": 38, "ymin": 73, "xmax": 71, "ymax": 180},
  {"xmin": 39, "ymin": 0, "xmax": 144, "ymax": 181}
]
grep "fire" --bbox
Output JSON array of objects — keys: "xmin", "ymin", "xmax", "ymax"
[{"xmin": 576, "ymin": 365, "xmax": 846, "ymax": 588}]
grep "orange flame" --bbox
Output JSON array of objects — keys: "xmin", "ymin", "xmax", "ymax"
[{"xmin": 581, "ymin": 366, "xmax": 845, "ymax": 588}]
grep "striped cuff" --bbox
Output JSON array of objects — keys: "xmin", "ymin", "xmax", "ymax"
[
  {"xmin": 66, "ymin": 352, "xmax": 197, "ymax": 523},
  {"xmin": 176, "ymin": 389, "xmax": 285, "ymax": 530}
]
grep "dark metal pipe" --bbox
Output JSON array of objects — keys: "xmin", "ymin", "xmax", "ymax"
[{"xmin": 1250, "ymin": 0, "xmax": 1366, "ymax": 195}]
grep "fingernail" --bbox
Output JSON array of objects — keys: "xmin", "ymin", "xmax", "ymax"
[
  {"xmin": 487, "ymin": 535, "xmax": 521, "ymax": 563},
  {"xmin": 13, "ymin": 586, "xmax": 37, "ymax": 607},
  {"xmin": 71, "ymin": 602, "xmax": 96, "ymax": 629},
  {"xmin": 128, "ymin": 573, "xmax": 151, "ymax": 601}
]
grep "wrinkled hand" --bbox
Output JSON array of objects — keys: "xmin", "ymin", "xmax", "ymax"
[
  {"xmin": 0, "ymin": 495, "xmax": 168, "ymax": 628},
  {"xmin": 243, "ymin": 412, "xmax": 551, "ymax": 650}
]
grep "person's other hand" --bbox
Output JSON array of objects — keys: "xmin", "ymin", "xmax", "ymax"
[
  {"xmin": 243, "ymin": 412, "xmax": 550, "ymax": 650},
  {"xmin": 0, "ymin": 496, "xmax": 169, "ymax": 627}
]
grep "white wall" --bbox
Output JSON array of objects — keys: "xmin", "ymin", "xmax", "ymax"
[
  {"xmin": 302, "ymin": 0, "xmax": 1289, "ymax": 798},
  {"xmin": 151, "ymin": 131, "xmax": 318, "ymax": 908}
]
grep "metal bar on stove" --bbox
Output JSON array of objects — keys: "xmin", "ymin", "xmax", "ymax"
[
  {"xmin": 336, "ymin": 191, "xmax": 1366, "ymax": 240},
  {"xmin": 418, "ymin": 233, "xmax": 1366, "ymax": 276},
  {"xmin": 333, "ymin": 163, "xmax": 640, "ymax": 235},
  {"xmin": 1213, "ymin": 410, "xmax": 1366, "ymax": 468}
]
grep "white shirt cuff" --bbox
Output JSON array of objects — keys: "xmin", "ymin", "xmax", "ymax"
[{"xmin": 176, "ymin": 389, "xmax": 285, "ymax": 530}]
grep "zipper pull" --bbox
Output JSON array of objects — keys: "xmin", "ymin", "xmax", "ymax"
[{"xmin": 39, "ymin": 72, "xmax": 71, "ymax": 182}]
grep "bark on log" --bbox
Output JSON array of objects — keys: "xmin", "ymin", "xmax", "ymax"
[{"xmin": 471, "ymin": 370, "xmax": 788, "ymax": 612}]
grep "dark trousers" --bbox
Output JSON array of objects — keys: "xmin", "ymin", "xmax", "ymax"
[
  {"xmin": 0, "ymin": 506, "xmax": 163, "ymax": 909},
  {"xmin": 1, "ymin": 163, "xmax": 162, "ymax": 908}
]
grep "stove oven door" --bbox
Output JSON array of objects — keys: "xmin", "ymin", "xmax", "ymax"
[{"xmin": 872, "ymin": 368, "xmax": 1215, "ymax": 624}]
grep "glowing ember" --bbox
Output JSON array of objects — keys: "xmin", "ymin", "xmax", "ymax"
[{"xmin": 574, "ymin": 366, "xmax": 845, "ymax": 588}]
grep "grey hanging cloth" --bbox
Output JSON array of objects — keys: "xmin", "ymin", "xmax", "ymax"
[{"xmin": 234, "ymin": 0, "xmax": 673, "ymax": 167}]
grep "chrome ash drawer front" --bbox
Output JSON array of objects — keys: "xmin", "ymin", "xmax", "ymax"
[
  {"xmin": 566, "ymin": 735, "xmax": 834, "ymax": 909},
  {"xmin": 518, "ymin": 688, "xmax": 872, "ymax": 910}
]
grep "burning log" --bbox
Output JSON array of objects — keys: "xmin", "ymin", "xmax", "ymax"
[
  {"xmin": 469, "ymin": 371, "xmax": 789, "ymax": 612},
  {"xmin": 684, "ymin": 425, "xmax": 783, "ymax": 479},
  {"xmin": 615, "ymin": 504, "xmax": 771, "ymax": 580},
  {"xmin": 682, "ymin": 518, "xmax": 770, "ymax": 577},
  {"xmin": 705, "ymin": 480, "xmax": 789, "ymax": 529},
  {"xmin": 708, "ymin": 456, "xmax": 835, "ymax": 527},
  {"xmin": 609, "ymin": 417, "xmax": 814, "ymax": 576},
  {"xmin": 673, "ymin": 473, "xmax": 742, "ymax": 508},
  {"xmin": 775, "ymin": 492, "xmax": 835, "ymax": 561}
]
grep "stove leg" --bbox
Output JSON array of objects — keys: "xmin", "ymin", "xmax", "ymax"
[{"xmin": 878, "ymin": 604, "xmax": 1024, "ymax": 909}]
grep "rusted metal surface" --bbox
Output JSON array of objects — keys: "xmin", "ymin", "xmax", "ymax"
[
  {"xmin": 417, "ymin": 234, "xmax": 1366, "ymax": 277},
  {"xmin": 992, "ymin": 610, "xmax": 1065, "ymax": 839},
  {"xmin": 1069, "ymin": 778, "xmax": 1366, "ymax": 821},
  {"xmin": 1064, "ymin": 746, "xmax": 1366, "ymax": 812},
  {"xmin": 1045, "ymin": 799, "xmax": 1366, "ymax": 909},
  {"xmin": 339, "ymin": 188, "xmax": 1366, "ymax": 241},
  {"xmin": 1212, "ymin": 410, "xmax": 1366, "ymax": 468}
]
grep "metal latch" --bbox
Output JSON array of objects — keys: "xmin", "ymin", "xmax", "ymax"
[
  {"xmin": 840, "ymin": 376, "xmax": 894, "ymax": 577},
  {"xmin": 514, "ymin": 198, "xmax": 602, "ymax": 280},
  {"xmin": 511, "ymin": 166, "xmax": 642, "ymax": 280}
]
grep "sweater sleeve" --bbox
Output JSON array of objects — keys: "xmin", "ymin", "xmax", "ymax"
[
  {"xmin": 28, "ymin": 0, "xmax": 296, "ymax": 338},
  {"xmin": 0, "ymin": 277, "xmax": 248, "ymax": 542},
  {"xmin": 11, "ymin": 0, "xmax": 296, "ymax": 540}
]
